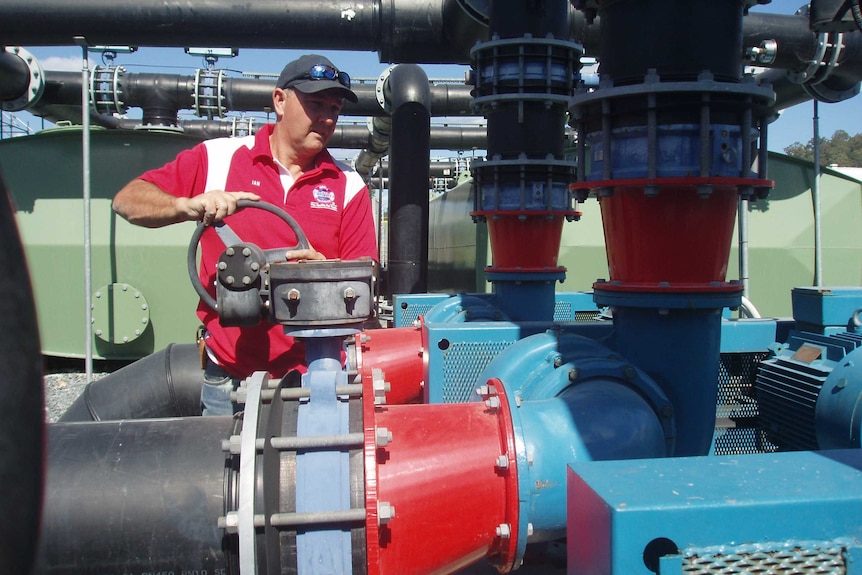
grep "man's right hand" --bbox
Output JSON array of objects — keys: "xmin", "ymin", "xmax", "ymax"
[
  {"xmin": 182, "ymin": 190, "xmax": 262, "ymax": 226},
  {"xmin": 113, "ymin": 179, "xmax": 261, "ymax": 228}
]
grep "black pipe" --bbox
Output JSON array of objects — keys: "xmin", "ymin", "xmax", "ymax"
[
  {"xmin": 36, "ymin": 416, "xmax": 237, "ymax": 575},
  {"xmin": 59, "ymin": 343, "xmax": 203, "ymax": 421},
  {"xmin": 0, "ymin": 173, "xmax": 44, "ymax": 575},
  {"xmin": 152, "ymin": 120, "xmax": 488, "ymax": 151},
  {"xmin": 0, "ymin": 0, "xmax": 483, "ymax": 64},
  {"xmin": 0, "ymin": 47, "xmax": 31, "ymax": 101},
  {"xmin": 386, "ymin": 64, "xmax": 432, "ymax": 295},
  {"xmin": 743, "ymin": 12, "xmax": 824, "ymax": 73},
  {"xmin": 28, "ymin": 70, "xmax": 477, "ymax": 126},
  {"xmin": 601, "ymin": 0, "xmax": 743, "ymax": 83}
]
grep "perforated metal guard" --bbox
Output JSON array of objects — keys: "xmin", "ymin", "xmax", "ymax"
[
  {"xmin": 574, "ymin": 310, "xmax": 601, "ymax": 321},
  {"xmin": 684, "ymin": 544, "xmax": 846, "ymax": 574},
  {"xmin": 553, "ymin": 300, "xmax": 601, "ymax": 322},
  {"xmin": 441, "ymin": 340, "xmax": 515, "ymax": 403},
  {"xmin": 713, "ymin": 352, "xmax": 777, "ymax": 455},
  {"xmin": 396, "ymin": 303, "xmax": 435, "ymax": 328}
]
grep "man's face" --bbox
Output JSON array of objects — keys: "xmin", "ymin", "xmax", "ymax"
[{"xmin": 278, "ymin": 88, "xmax": 344, "ymax": 155}]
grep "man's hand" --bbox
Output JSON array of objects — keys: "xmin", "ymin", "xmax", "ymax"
[
  {"xmin": 285, "ymin": 248, "xmax": 327, "ymax": 261},
  {"xmin": 183, "ymin": 190, "xmax": 261, "ymax": 225}
]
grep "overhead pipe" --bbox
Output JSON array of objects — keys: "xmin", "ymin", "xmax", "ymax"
[
  {"xmin": 6, "ymin": 10, "xmax": 862, "ymax": 126},
  {"xmin": 0, "ymin": 2, "xmax": 819, "ymax": 69},
  {"xmin": 94, "ymin": 118, "xmax": 487, "ymax": 151},
  {"xmin": 3, "ymin": 6, "xmax": 860, "ymax": 103},
  {"xmin": 0, "ymin": 0, "xmax": 487, "ymax": 64},
  {"xmin": 16, "ymin": 68, "xmax": 478, "ymax": 128}
]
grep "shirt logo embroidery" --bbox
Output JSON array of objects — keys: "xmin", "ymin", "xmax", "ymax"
[
  {"xmin": 310, "ymin": 186, "xmax": 338, "ymax": 211},
  {"xmin": 251, "ymin": 179, "xmax": 261, "ymax": 187}
]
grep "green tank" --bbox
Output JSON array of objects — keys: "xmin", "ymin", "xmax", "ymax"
[
  {"xmin": 1, "ymin": 125, "xmax": 859, "ymax": 359},
  {"xmin": 0, "ymin": 126, "xmax": 203, "ymax": 359}
]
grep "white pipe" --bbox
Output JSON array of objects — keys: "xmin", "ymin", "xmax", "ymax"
[
  {"xmin": 76, "ymin": 38, "xmax": 93, "ymax": 382},
  {"xmin": 738, "ymin": 196, "xmax": 750, "ymax": 301},
  {"xmin": 813, "ymin": 99, "xmax": 823, "ymax": 287}
]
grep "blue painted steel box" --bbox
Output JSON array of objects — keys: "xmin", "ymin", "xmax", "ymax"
[
  {"xmin": 567, "ymin": 450, "xmax": 862, "ymax": 574},
  {"xmin": 792, "ymin": 287, "xmax": 862, "ymax": 329}
]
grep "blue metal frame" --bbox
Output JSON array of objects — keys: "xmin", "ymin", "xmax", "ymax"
[{"xmin": 568, "ymin": 450, "xmax": 862, "ymax": 575}]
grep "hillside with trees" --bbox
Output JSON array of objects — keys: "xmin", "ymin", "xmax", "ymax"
[{"xmin": 784, "ymin": 129, "xmax": 862, "ymax": 166}]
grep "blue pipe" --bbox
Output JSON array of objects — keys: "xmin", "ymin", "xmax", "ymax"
[
  {"xmin": 595, "ymin": 289, "xmax": 740, "ymax": 457},
  {"xmin": 476, "ymin": 329, "xmax": 672, "ymax": 556}
]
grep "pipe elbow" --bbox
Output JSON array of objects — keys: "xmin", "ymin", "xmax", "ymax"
[{"xmin": 387, "ymin": 63, "xmax": 432, "ymax": 111}]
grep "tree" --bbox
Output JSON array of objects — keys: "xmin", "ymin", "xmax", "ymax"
[{"xmin": 784, "ymin": 129, "xmax": 862, "ymax": 166}]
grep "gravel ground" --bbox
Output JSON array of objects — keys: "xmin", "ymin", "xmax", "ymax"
[{"xmin": 42, "ymin": 359, "xmax": 120, "ymax": 423}]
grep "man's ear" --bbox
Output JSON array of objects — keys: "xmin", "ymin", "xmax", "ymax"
[{"xmin": 272, "ymin": 88, "xmax": 288, "ymax": 115}]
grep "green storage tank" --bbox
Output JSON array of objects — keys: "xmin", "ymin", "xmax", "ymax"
[{"xmin": 0, "ymin": 126, "xmax": 203, "ymax": 360}]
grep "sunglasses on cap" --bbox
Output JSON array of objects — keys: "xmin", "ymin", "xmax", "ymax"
[{"xmin": 287, "ymin": 64, "xmax": 351, "ymax": 89}]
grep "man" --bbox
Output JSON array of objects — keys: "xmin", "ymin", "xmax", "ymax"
[{"xmin": 112, "ymin": 54, "xmax": 379, "ymax": 415}]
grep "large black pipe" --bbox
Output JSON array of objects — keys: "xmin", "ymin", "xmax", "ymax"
[
  {"xmin": 7, "ymin": 11, "xmax": 862, "ymax": 126},
  {"xmin": 37, "ymin": 416, "xmax": 237, "ymax": 575},
  {"xmin": 122, "ymin": 120, "xmax": 488, "ymax": 150},
  {"xmin": 0, "ymin": 0, "xmax": 485, "ymax": 64},
  {"xmin": 21, "ymin": 69, "xmax": 477, "ymax": 127},
  {"xmin": 386, "ymin": 64, "xmax": 432, "ymax": 294},
  {"xmin": 59, "ymin": 343, "xmax": 203, "ymax": 421},
  {"xmin": 601, "ymin": 1, "xmax": 743, "ymax": 83},
  {"xmin": 0, "ymin": 173, "xmax": 44, "ymax": 575}
]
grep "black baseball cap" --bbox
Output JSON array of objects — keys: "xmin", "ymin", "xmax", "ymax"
[{"xmin": 276, "ymin": 54, "xmax": 358, "ymax": 103}]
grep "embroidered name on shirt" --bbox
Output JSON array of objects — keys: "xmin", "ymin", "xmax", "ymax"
[{"xmin": 310, "ymin": 186, "xmax": 338, "ymax": 211}]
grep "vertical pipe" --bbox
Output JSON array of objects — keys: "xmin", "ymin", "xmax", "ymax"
[
  {"xmin": 77, "ymin": 39, "xmax": 94, "ymax": 382},
  {"xmin": 386, "ymin": 64, "xmax": 431, "ymax": 295},
  {"xmin": 738, "ymin": 195, "xmax": 750, "ymax": 301},
  {"xmin": 813, "ymin": 99, "xmax": 823, "ymax": 287}
]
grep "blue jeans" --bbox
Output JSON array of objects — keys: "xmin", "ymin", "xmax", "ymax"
[{"xmin": 201, "ymin": 360, "xmax": 241, "ymax": 416}]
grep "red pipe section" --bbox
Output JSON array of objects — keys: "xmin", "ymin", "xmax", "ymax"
[
  {"xmin": 482, "ymin": 211, "xmax": 568, "ymax": 272},
  {"xmin": 364, "ymin": 378, "xmax": 520, "ymax": 574},
  {"xmin": 572, "ymin": 177, "xmax": 772, "ymax": 293},
  {"xmin": 354, "ymin": 326, "xmax": 426, "ymax": 404}
]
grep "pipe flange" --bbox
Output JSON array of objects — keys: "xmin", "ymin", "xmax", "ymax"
[
  {"xmin": 787, "ymin": 31, "xmax": 844, "ymax": 86},
  {"xmin": 89, "ymin": 65, "xmax": 127, "ymax": 115},
  {"xmin": 193, "ymin": 68, "xmax": 227, "ymax": 119},
  {"xmin": 1, "ymin": 46, "xmax": 44, "ymax": 112},
  {"xmin": 375, "ymin": 65, "xmax": 395, "ymax": 113},
  {"xmin": 801, "ymin": 78, "xmax": 861, "ymax": 104}
]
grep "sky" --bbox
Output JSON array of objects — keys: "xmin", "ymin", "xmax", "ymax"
[{"xmin": 6, "ymin": 2, "xmax": 861, "ymax": 155}]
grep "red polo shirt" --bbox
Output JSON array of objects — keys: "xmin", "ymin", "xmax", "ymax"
[{"xmin": 140, "ymin": 123, "xmax": 378, "ymax": 377}]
